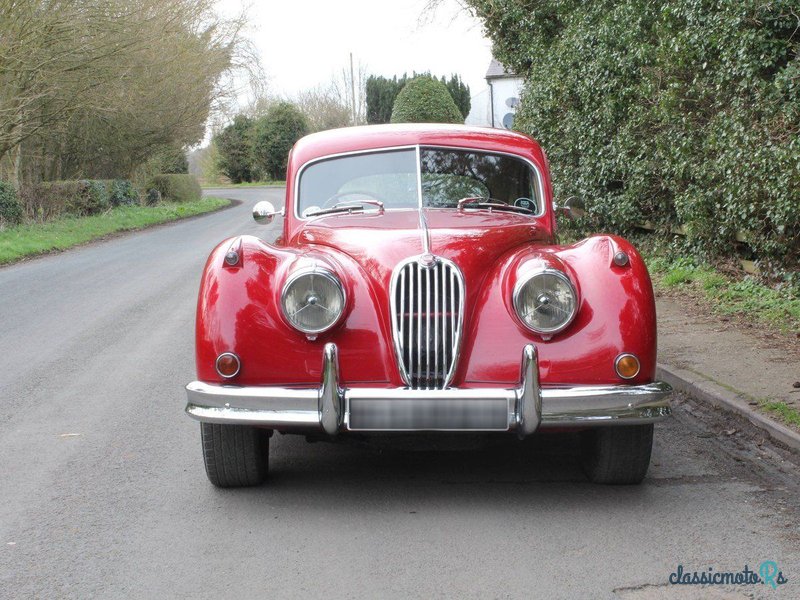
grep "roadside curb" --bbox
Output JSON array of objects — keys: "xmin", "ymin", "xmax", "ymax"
[{"xmin": 657, "ymin": 362, "xmax": 800, "ymax": 453}]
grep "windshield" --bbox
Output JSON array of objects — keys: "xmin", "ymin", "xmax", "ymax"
[{"xmin": 296, "ymin": 147, "xmax": 541, "ymax": 217}]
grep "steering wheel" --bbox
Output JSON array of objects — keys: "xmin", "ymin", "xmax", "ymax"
[{"xmin": 321, "ymin": 190, "xmax": 388, "ymax": 209}]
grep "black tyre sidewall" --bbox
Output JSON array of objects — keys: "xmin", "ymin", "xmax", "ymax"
[
  {"xmin": 580, "ymin": 424, "xmax": 654, "ymax": 485},
  {"xmin": 200, "ymin": 423, "xmax": 270, "ymax": 488}
]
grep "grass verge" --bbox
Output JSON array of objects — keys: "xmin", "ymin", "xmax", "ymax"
[
  {"xmin": 642, "ymin": 253, "xmax": 800, "ymax": 335},
  {"xmin": 0, "ymin": 196, "xmax": 229, "ymax": 265},
  {"xmin": 201, "ymin": 181, "xmax": 285, "ymax": 189},
  {"xmin": 759, "ymin": 401, "xmax": 800, "ymax": 429}
]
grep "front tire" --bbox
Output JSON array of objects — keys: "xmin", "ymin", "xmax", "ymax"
[
  {"xmin": 580, "ymin": 424, "xmax": 654, "ymax": 485},
  {"xmin": 200, "ymin": 423, "xmax": 270, "ymax": 487}
]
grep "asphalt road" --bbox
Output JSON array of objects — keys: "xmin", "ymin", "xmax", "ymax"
[{"xmin": 1, "ymin": 187, "xmax": 798, "ymax": 599}]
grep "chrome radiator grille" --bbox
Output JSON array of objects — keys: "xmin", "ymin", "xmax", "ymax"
[{"xmin": 390, "ymin": 256, "xmax": 464, "ymax": 389}]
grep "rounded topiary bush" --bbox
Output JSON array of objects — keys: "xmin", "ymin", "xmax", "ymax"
[
  {"xmin": 0, "ymin": 181, "xmax": 22, "ymax": 227},
  {"xmin": 390, "ymin": 76, "xmax": 463, "ymax": 124}
]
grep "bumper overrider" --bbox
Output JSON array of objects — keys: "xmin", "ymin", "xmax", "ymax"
[{"xmin": 185, "ymin": 344, "xmax": 671, "ymax": 435}]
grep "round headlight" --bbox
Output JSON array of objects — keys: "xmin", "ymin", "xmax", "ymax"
[
  {"xmin": 281, "ymin": 268, "xmax": 345, "ymax": 334},
  {"xmin": 513, "ymin": 268, "xmax": 577, "ymax": 334}
]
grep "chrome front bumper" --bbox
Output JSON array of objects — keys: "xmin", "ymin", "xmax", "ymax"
[{"xmin": 185, "ymin": 344, "xmax": 672, "ymax": 436}]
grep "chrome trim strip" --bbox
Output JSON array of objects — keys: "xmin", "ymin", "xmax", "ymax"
[
  {"xmin": 425, "ymin": 264, "xmax": 431, "ymax": 388},
  {"xmin": 185, "ymin": 345, "xmax": 672, "ymax": 432},
  {"xmin": 445, "ymin": 263, "xmax": 464, "ymax": 387},
  {"xmin": 414, "ymin": 144, "xmax": 432, "ymax": 255},
  {"xmin": 433, "ymin": 263, "xmax": 439, "ymax": 388}
]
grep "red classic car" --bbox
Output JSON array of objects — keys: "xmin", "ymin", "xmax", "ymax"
[{"xmin": 185, "ymin": 124, "xmax": 671, "ymax": 487}]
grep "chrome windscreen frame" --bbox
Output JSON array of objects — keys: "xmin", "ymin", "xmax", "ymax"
[{"xmin": 293, "ymin": 144, "xmax": 548, "ymax": 220}]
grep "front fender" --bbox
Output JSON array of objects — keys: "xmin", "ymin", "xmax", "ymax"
[
  {"xmin": 459, "ymin": 235, "xmax": 657, "ymax": 386},
  {"xmin": 195, "ymin": 235, "xmax": 399, "ymax": 386}
]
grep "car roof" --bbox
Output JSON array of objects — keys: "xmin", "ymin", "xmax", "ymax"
[{"xmin": 290, "ymin": 123, "xmax": 546, "ymax": 168}]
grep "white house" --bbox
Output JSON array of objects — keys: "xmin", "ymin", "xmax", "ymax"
[{"xmin": 465, "ymin": 59, "xmax": 524, "ymax": 129}]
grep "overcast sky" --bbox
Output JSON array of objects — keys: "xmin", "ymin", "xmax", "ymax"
[{"xmin": 217, "ymin": 0, "xmax": 493, "ymax": 101}]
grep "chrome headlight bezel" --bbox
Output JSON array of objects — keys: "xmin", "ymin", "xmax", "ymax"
[
  {"xmin": 280, "ymin": 267, "xmax": 346, "ymax": 335},
  {"xmin": 512, "ymin": 267, "xmax": 578, "ymax": 335}
]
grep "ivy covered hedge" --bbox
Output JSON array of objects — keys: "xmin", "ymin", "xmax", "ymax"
[
  {"xmin": 0, "ymin": 181, "xmax": 22, "ymax": 227},
  {"xmin": 467, "ymin": 0, "xmax": 799, "ymax": 274}
]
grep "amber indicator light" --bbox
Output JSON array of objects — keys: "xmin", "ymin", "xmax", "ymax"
[{"xmin": 615, "ymin": 354, "xmax": 640, "ymax": 379}]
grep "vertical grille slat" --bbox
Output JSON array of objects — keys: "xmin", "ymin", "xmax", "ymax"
[
  {"xmin": 392, "ymin": 256, "xmax": 464, "ymax": 390},
  {"xmin": 425, "ymin": 266, "xmax": 431, "ymax": 389},
  {"xmin": 416, "ymin": 266, "xmax": 422, "ymax": 384},
  {"xmin": 433, "ymin": 263, "xmax": 439, "ymax": 389},
  {"xmin": 399, "ymin": 269, "xmax": 406, "ymax": 364}
]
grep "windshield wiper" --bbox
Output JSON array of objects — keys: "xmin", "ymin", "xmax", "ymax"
[
  {"xmin": 304, "ymin": 199, "xmax": 385, "ymax": 218},
  {"xmin": 456, "ymin": 197, "xmax": 534, "ymax": 215}
]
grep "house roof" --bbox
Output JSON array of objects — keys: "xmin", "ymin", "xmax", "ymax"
[{"xmin": 485, "ymin": 58, "xmax": 517, "ymax": 79}]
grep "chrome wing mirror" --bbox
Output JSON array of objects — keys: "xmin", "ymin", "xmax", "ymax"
[
  {"xmin": 253, "ymin": 201, "xmax": 284, "ymax": 225},
  {"xmin": 555, "ymin": 197, "xmax": 586, "ymax": 219}
]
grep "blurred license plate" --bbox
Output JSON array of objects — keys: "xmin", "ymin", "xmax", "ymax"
[{"xmin": 348, "ymin": 398, "xmax": 509, "ymax": 431}]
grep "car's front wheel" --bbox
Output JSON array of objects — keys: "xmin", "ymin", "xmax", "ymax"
[
  {"xmin": 580, "ymin": 424, "xmax": 654, "ymax": 485},
  {"xmin": 200, "ymin": 423, "xmax": 270, "ymax": 487}
]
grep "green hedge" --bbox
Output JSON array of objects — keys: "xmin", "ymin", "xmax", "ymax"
[
  {"xmin": 390, "ymin": 76, "xmax": 464, "ymax": 124},
  {"xmin": 102, "ymin": 179, "xmax": 140, "ymax": 207},
  {"xmin": 467, "ymin": 0, "xmax": 800, "ymax": 275},
  {"xmin": 20, "ymin": 180, "xmax": 110, "ymax": 221},
  {"xmin": 16, "ymin": 179, "xmax": 140, "ymax": 222},
  {"xmin": 147, "ymin": 174, "xmax": 202, "ymax": 203},
  {"xmin": 0, "ymin": 181, "xmax": 23, "ymax": 227}
]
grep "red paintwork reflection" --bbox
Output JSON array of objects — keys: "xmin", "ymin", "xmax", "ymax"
[
  {"xmin": 195, "ymin": 125, "xmax": 657, "ymax": 389},
  {"xmin": 196, "ymin": 231, "xmax": 656, "ymax": 387}
]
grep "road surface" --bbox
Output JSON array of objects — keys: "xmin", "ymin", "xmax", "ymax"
[{"xmin": 1, "ymin": 187, "xmax": 798, "ymax": 599}]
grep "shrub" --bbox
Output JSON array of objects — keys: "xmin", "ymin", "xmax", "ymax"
[
  {"xmin": 19, "ymin": 180, "xmax": 111, "ymax": 221},
  {"xmin": 0, "ymin": 181, "xmax": 23, "ymax": 227},
  {"xmin": 147, "ymin": 174, "xmax": 201, "ymax": 203},
  {"xmin": 145, "ymin": 188, "xmax": 162, "ymax": 206},
  {"xmin": 156, "ymin": 146, "xmax": 189, "ymax": 174},
  {"xmin": 214, "ymin": 115, "xmax": 257, "ymax": 183},
  {"xmin": 252, "ymin": 102, "xmax": 308, "ymax": 180},
  {"xmin": 367, "ymin": 73, "xmax": 471, "ymax": 124},
  {"xmin": 103, "ymin": 179, "xmax": 140, "ymax": 206},
  {"xmin": 467, "ymin": 0, "xmax": 800, "ymax": 273},
  {"xmin": 390, "ymin": 76, "xmax": 464, "ymax": 124},
  {"xmin": 85, "ymin": 180, "xmax": 110, "ymax": 212}
]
